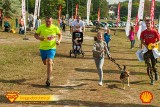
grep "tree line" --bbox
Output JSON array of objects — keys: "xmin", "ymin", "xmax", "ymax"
[{"xmin": 0, "ymin": 0, "xmax": 160, "ymax": 21}]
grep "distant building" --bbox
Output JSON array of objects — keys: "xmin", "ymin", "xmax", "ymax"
[
  {"xmin": 108, "ymin": 10, "xmax": 115, "ymax": 16},
  {"xmin": 108, "ymin": 6, "xmax": 115, "ymax": 19}
]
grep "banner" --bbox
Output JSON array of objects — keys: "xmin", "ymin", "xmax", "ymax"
[
  {"xmin": 135, "ymin": 0, "xmax": 145, "ymax": 40},
  {"xmin": 87, "ymin": 0, "xmax": 91, "ymax": 25},
  {"xmin": 97, "ymin": 8, "xmax": 100, "ymax": 22},
  {"xmin": 33, "ymin": 0, "xmax": 39, "ymax": 28},
  {"xmin": 135, "ymin": 15, "xmax": 139, "ymax": 32},
  {"xmin": 58, "ymin": 5, "xmax": 62, "ymax": 25},
  {"xmin": 158, "ymin": 15, "xmax": 160, "ymax": 33},
  {"xmin": 125, "ymin": 0, "xmax": 132, "ymax": 36},
  {"xmin": 22, "ymin": 0, "xmax": 26, "ymax": 32},
  {"xmin": 150, "ymin": 0, "xmax": 155, "ymax": 29},
  {"xmin": 116, "ymin": 3, "xmax": 120, "ymax": 28},
  {"xmin": 75, "ymin": 4, "xmax": 78, "ymax": 19}
]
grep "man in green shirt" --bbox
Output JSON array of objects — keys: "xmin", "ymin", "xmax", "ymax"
[{"xmin": 34, "ymin": 16, "xmax": 62, "ymax": 86}]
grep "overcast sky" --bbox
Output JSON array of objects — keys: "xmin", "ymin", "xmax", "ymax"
[
  {"xmin": 106, "ymin": 0, "xmax": 160, "ymax": 4},
  {"xmin": 106, "ymin": 0, "xmax": 127, "ymax": 4}
]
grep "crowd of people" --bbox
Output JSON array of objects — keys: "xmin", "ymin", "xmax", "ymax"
[{"xmin": 2, "ymin": 14, "xmax": 41, "ymax": 34}]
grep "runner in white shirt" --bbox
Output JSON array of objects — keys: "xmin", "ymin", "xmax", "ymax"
[
  {"xmin": 139, "ymin": 19, "xmax": 147, "ymax": 32},
  {"xmin": 71, "ymin": 15, "xmax": 85, "ymax": 33}
]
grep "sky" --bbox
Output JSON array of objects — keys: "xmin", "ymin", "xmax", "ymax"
[
  {"xmin": 106, "ymin": 0, "xmax": 160, "ymax": 4},
  {"xmin": 106, "ymin": 0, "xmax": 127, "ymax": 4}
]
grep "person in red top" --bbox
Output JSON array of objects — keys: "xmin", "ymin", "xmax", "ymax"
[{"xmin": 140, "ymin": 18, "xmax": 160, "ymax": 85}]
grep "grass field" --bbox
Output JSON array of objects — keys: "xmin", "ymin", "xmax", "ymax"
[{"xmin": 0, "ymin": 27, "xmax": 160, "ymax": 107}]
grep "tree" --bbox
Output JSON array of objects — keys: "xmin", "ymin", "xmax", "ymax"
[
  {"xmin": 2, "ymin": 0, "xmax": 21, "ymax": 18},
  {"xmin": 144, "ymin": 0, "xmax": 150, "ymax": 17},
  {"xmin": 91, "ymin": 0, "xmax": 108, "ymax": 19},
  {"xmin": 40, "ymin": 0, "xmax": 65, "ymax": 18},
  {"xmin": 0, "ymin": 0, "xmax": 3, "ymax": 10}
]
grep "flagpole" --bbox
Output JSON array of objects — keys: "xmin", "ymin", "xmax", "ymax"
[
  {"xmin": 72, "ymin": 0, "xmax": 73, "ymax": 17},
  {"xmin": 22, "ymin": 0, "xmax": 29, "ymax": 40},
  {"xmin": 114, "ymin": 3, "xmax": 120, "ymax": 35}
]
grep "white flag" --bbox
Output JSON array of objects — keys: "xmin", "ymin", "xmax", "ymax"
[
  {"xmin": 125, "ymin": 0, "xmax": 132, "ymax": 36},
  {"xmin": 38, "ymin": 0, "xmax": 41, "ymax": 17},
  {"xmin": 137, "ymin": 0, "xmax": 145, "ymax": 40},
  {"xmin": 33, "ymin": 0, "xmax": 39, "ymax": 29},
  {"xmin": 22, "ymin": 0, "xmax": 26, "ymax": 32},
  {"xmin": 87, "ymin": 0, "xmax": 91, "ymax": 25}
]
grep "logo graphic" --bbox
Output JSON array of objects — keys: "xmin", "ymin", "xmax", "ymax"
[
  {"xmin": 5, "ymin": 91, "xmax": 19, "ymax": 103},
  {"xmin": 140, "ymin": 91, "xmax": 153, "ymax": 103}
]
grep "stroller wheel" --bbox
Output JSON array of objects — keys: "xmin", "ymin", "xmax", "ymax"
[
  {"xmin": 74, "ymin": 53, "xmax": 77, "ymax": 58},
  {"xmin": 74, "ymin": 51, "xmax": 77, "ymax": 58},
  {"xmin": 69, "ymin": 50, "xmax": 72, "ymax": 57},
  {"xmin": 82, "ymin": 52, "xmax": 85, "ymax": 57}
]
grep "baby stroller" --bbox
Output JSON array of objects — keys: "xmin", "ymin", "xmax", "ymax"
[{"xmin": 70, "ymin": 32, "xmax": 84, "ymax": 58}]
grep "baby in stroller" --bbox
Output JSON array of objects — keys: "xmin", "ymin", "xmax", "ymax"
[
  {"xmin": 70, "ymin": 32, "xmax": 84, "ymax": 57},
  {"xmin": 73, "ymin": 32, "xmax": 83, "ymax": 53}
]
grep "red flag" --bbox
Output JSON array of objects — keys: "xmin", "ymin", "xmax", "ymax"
[
  {"xmin": 97, "ymin": 8, "xmax": 100, "ymax": 22},
  {"xmin": 58, "ymin": 5, "xmax": 62, "ymax": 25},
  {"xmin": 135, "ymin": 15, "xmax": 139, "ymax": 32},
  {"xmin": 75, "ymin": 4, "xmax": 78, "ymax": 19},
  {"xmin": 116, "ymin": 3, "xmax": 120, "ymax": 28},
  {"xmin": 150, "ymin": 0, "xmax": 155, "ymax": 29}
]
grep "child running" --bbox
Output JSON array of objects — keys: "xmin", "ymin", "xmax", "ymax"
[
  {"xmin": 129, "ymin": 26, "xmax": 135, "ymax": 49},
  {"xmin": 104, "ymin": 29, "xmax": 111, "ymax": 51},
  {"xmin": 93, "ymin": 32, "xmax": 111, "ymax": 86}
]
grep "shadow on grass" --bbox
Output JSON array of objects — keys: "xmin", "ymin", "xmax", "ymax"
[
  {"xmin": 75, "ymin": 68, "xmax": 146, "ymax": 75},
  {"xmin": 0, "ymin": 78, "xmax": 26, "ymax": 85},
  {"xmin": 73, "ymin": 78, "xmax": 148, "ymax": 86},
  {"xmin": 61, "ymin": 41, "xmax": 93, "ymax": 46},
  {"xmin": 0, "ymin": 95, "xmax": 9, "ymax": 103},
  {"xmin": 56, "ymin": 53, "xmax": 92, "ymax": 59},
  {"xmin": 124, "ymin": 64, "xmax": 144, "ymax": 67},
  {"xmin": 56, "ymin": 53, "xmax": 71, "ymax": 58},
  {"xmin": 110, "ymin": 57, "xmax": 138, "ymax": 61},
  {"xmin": 30, "ymin": 83, "xmax": 88, "ymax": 91},
  {"xmin": 111, "ymin": 50, "xmax": 135, "ymax": 54}
]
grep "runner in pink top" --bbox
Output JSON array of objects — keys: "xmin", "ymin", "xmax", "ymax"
[{"xmin": 129, "ymin": 26, "xmax": 135, "ymax": 49}]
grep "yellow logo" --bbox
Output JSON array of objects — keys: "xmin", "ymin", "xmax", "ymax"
[
  {"xmin": 140, "ymin": 91, "xmax": 153, "ymax": 103},
  {"xmin": 5, "ymin": 91, "xmax": 19, "ymax": 103}
]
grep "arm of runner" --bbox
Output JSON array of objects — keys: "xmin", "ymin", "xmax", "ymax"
[
  {"xmin": 34, "ymin": 33, "xmax": 44, "ymax": 41},
  {"xmin": 56, "ymin": 32, "xmax": 62, "ymax": 45},
  {"xmin": 140, "ymin": 38, "xmax": 147, "ymax": 49},
  {"xmin": 155, "ymin": 40, "xmax": 160, "ymax": 44}
]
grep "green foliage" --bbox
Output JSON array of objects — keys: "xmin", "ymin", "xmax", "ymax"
[
  {"xmin": 90, "ymin": 14, "xmax": 97, "ymax": 20},
  {"xmin": 0, "ymin": 0, "xmax": 3, "ymax": 9},
  {"xmin": 120, "ymin": 16, "xmax": 127, "ymax": 21},
  {"xmin": 2, "ymin": 0, "xmax": 21, "ymax": 18},
  {"xmin": 40, "ymin": 0, "xmax": 66, "ymax": 18},
  {"xmin": 28, "ymin": 0, "xmax": 35, "ymax": 14}
]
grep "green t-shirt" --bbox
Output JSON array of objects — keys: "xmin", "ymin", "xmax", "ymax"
[{"xmin": 36, "ymin": 24, "xmax": 60, "ymax": 50}]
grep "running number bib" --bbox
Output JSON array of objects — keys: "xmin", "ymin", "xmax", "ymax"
[{"xmin": 46, "ymin": 35, "xmax": 56, "ymax": 41}]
